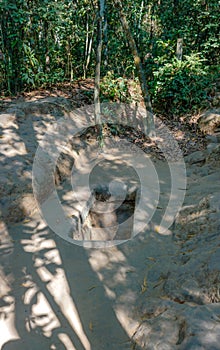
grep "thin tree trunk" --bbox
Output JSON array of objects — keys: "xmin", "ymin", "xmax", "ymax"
[
  {"xmin": 84, "ymin": 16, "xmax": 95, "ymax": 78},
  {"xmin": 86, "ymin": 36, "xmax": 93, "ymax": 72},
  {"xmin": 103, "ymin": 4, "xmax": 108, "ymax": 69},
  {"xmin": 70, "ymin": 60, "xmax": 73, "ymax": 81},
  {"xmin": 94, "ymin": 0, "xmax": 105, "ymax": 138},
  {"xmin": 137, "ymin": 0, "xmax": 144, "ymax": 44},
  {"xmin": 138, "ymin": 0, "xmax": 144, "ymax": 31},
  {"xmin": 176, "ymin": 38, "xmax": 183, "ymax": 61},
  {"xmin": 113, "ymin": 0, "xmax": 155, "ymax": 136},
  {"xmin": 0, "ymin": 21, "xmax": 10, "ymax": 92},
  {"xmin": 83, "ymin": 14, "xmax": 89, "ymax": 78}
]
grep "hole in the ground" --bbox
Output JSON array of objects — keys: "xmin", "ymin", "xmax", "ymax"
[{"xmin": 80, "ymin": 185, "xmax": 138, "ymax": 241}]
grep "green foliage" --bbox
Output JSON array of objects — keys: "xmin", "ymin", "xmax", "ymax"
[
  {"xmin": 0, "ymin": 0, "xmax": 219, "ymax": 109},
  {"xmin": 151, "ymin": 54, "xmax": 215, "ymax": 117},
  {"xmin": 100, "ymin": 71, "xmax": 130, "ymax": 102}
]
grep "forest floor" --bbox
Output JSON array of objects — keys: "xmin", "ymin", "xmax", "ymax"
[{"xmin": 0, "ymin": 83, "xmax": 220, "ymax": 350}]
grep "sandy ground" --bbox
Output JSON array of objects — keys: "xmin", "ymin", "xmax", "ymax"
[{"xmin": 0, "ymin": 97, "xmax": 220, "ymax": 349}]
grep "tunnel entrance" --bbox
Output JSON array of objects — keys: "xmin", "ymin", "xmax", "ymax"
[{"xmin": 78, "ymin": 184, "xmax": 139, "ymax": 241}]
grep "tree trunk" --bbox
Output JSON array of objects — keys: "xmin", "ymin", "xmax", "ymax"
[
  {"xmin": 83, "ymin": 15, "xmax": 89, "ymax": 79},
  {"xmin": 94, "ymin": 0, "xmax": 105, "ymax": 138},
  {"xmin": 112, "ymin": 0, "xmax": 155, "ymax": 137},
  {"xmin": 103, "ymin": 4, "xmax": 108, "ymax": 69},
  {"xmin": 84, "ymin": 17, "xmax": 95, "ymax": 78},
  {"xmin": 84, "ymin": 14, "xmax": 96, "ymax": 79},
  {"xmin": 176, "ymin": 38, "xmax": 183, "ymax": 61}
]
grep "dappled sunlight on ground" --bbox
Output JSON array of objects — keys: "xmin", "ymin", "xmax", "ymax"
[
  {"xmin": 0, "ymin": 219, "xmax": 92, "ymax": 350},
  {"xmin": 21, "ymin": 228, "xmax": 91, "ymax": 350},
  {"xmin": 88, "ymin": 246, "xmax": 141, "ymax": 338}
]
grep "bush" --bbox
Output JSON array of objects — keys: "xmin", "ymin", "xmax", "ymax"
[
  {"xmin": 100, "ymin": 71, "xmax": 131, "ymax": 102},
  {"xmin": 151, "ymin": 53, "xmax": 215, "ymax": 117}
]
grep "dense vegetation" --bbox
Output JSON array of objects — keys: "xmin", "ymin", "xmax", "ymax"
[{"xmin": 0, "ymin": 0, "xmax": 219, "ymax": 117}]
